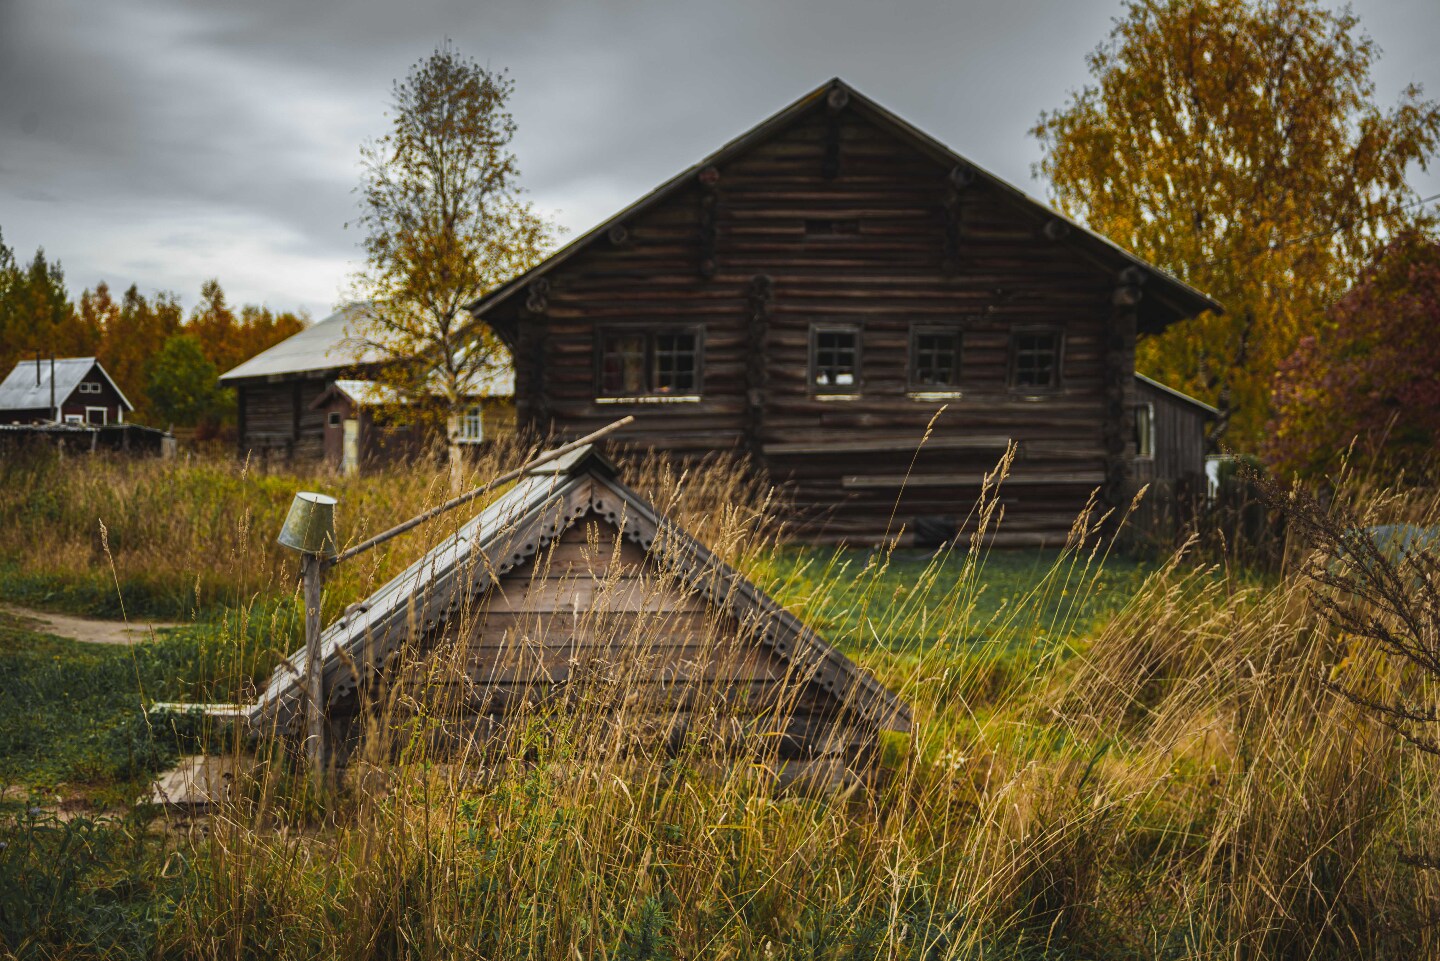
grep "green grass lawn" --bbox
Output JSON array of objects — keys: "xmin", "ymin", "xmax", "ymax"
[
  {"xmin": 760, "ymin": 546, "xmax": 1156, "ymax": 654},
  {"xmin": 0, "ymin": 609, "xmax": 287, "ymax": 808}
]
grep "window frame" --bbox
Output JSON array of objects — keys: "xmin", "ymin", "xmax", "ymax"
[
  {"xmin": 1007, "ymin": 327, "xmax": 1065, "ymax": 394},
  {"xmin": 808, "ymin": 322, "xmax": 863, "ymax": 396},
  {"xmin": 84, "ymin": 406, "xmax": 107, "ymax": 425},
  {"xmin": 594, "ymin": 325, "xmax": 705, "ymax": 402},
  {"xmin": 1134, "ymin": 402, "xmax": 1156, "ymax": 459},
  {"xmin": 908, "ymin": 324, "xmax": 965, "ymax": 394},
  {"xmin": 78, "ymin": 381, "xmax": 100, "ymax": 394},
  {"xmin": 327, "ymin": 411, "xmax": 342, "ymax": 428},
  {"xmin": 457, "ymin": 405, "xmax": 485, "ymax": 444}
]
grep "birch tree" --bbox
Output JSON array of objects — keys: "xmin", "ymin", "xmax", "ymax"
[{"xmin": 349, "ymin": 45, "xmax": 555, "ymax": 491}]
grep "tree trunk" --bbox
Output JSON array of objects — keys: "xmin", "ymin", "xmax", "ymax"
[{"xmin": 446, "ymin": 409, "xmax": 464, "ymax": 496}]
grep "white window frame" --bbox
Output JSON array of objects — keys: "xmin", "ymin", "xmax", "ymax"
[
  {"xmin": 78, "ymin": 381, "xmax": 100, "ymax": 394},
  {"xmin": 84, "ymin": 406, "xmax": 107, "ymax": 425},
  {"xmin": 64, "ymin": 414, "xmax": 83, "ymax": 425},
  {"xmin": 457, "ymin": 405, "xmax": 484, "ymax": 444},
  {"xmin": 1135, "ymin": 402, "xmax": 1156, "ymax": 459}
]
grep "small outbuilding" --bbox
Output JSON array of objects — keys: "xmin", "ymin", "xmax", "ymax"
[
  {"xmin": 220, "ymin": 306, "xmax": 515, "ymax": 471},
  {"xmin": 0, "ymin": 357, "xmax": 133, "ymax": 426},
  {"xmin": 1131, "ymin": 373, "xmax": 1218, "ymax": 491},
  {"xmin": 248, "ymin": 445, "xmax": 911, "ymax": 773}
]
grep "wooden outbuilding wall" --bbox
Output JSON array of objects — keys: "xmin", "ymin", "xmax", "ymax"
[
  {"xmin": 234, "ymin": 377, "xmax": 330, "ymax": 462},
  {"xmin": 1132, "ymin": 378, "xmax": 1211, "ymax": 487}
]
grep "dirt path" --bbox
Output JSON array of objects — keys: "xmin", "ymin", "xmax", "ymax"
[{"xmin": 1, "ymin": 603, "xmax": 183, "ymax": 645}]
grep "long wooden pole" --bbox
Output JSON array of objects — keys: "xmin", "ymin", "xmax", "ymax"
[
  {"xmin": 302, "ymin": 552, "xmax": 325, "ymax": 784},
  {"xmin": 326, "ymin": 415, "xmax": 635, "ymax": 570}
]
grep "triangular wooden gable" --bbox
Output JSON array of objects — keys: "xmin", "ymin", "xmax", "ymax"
[
  {"xmin": 250, "ymin": 447, "xmax": 911, "ymax": 735},
  {"xmin": 467, "ymin": 78, "xmax": 1220, "ymax": 338}
]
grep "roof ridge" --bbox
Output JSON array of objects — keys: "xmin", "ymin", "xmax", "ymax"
[{"xmin": 466, "ymin": 77, "xmax": 1221, "ymax": 332}]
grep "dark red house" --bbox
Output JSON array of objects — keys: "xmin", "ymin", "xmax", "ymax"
[{"xmin": 0, "ymin": 357, "xmax": 133, "ymax": 426}]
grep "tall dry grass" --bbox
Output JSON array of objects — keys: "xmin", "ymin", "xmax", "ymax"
[{"xmin": 7, "ymin": 442, "xmax": 1440, "ymax": 958}]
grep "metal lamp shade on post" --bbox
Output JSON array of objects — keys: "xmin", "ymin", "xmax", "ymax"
[
  {"xmin": 278, "ymin": 492, "xmax": 338, "ymax": 558},
  {"xmin": 278, "ymin": 490, "xmax": 338, "ymax": 784}
]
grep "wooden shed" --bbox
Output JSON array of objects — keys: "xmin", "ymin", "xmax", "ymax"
[
  {"xmin": 466, "ymin": 78, "xmax": 1224, "ymax": 546},
  {"xmin": 247, "ymin": 445, "xmax": 911, "ymax": 772}
]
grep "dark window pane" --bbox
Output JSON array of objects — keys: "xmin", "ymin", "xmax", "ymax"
[
  {"xmin": 913, "ymin": 330, "xmax": 960, "ymax": 386},
  {"xmin": 653, "ymin": 332, "xmax": 698, "ymax": 393},
  {"xmin": 813, "ymin": 329, "xmax": 858, "ymax": 388},
  {"xmin": 601, "ymin": 333, "xmax": 647, "ymax": 394},
  {"xmin": 1011, "ymin": 332, "xmax": 1060, "ymax": 388}
]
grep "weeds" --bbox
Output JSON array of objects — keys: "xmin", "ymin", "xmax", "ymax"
[{"xmin": 1, "ymin": 444, "xmax": 1438, "ymax": 959}]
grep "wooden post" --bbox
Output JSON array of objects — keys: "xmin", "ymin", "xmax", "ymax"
[{"xmin": 302, "ymin": 551, "xmax": 326, "ymax": 782}]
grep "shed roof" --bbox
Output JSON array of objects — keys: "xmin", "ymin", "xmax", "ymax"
[
  {"xmin": 219, "ymin": 305, "xmax": 383, "ymax": 382},
  {"xmin": 250, "ymin": 444, "xmax": 911, "ymax": 734},
  {"xmin": 467, "ymin": 77, "xmax": 1223, "ymax": 336},
  {"xmin": 0, "ymin": 357, "xmax": 133, "ymax": 413},
  {"xmin": 1135, "ymin": 373, "xmax": 1221, "ymax": 418}
]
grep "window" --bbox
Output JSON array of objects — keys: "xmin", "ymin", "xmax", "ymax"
[
  {"xmin": 910, "ymin": 327, "xmax": 962, "ymax": 389},
  {"xmin": 598, "ymin": 328, "xmax": 702, "ymax": 399},
  {"xmin": 84, "ymin": 407, "xmax": 107, "ymax": 425},
  {"xmin": 810, "ymin": 325, "xmax": 860, "ymax": 393},
  {"xmin": 1009, "ymin": 330, "xmax": 1063, "ymax": 390},
  {"xmin": 327, "ymin": 412, "xmax": 342, "ymax": 427},
  {"xmin": 458, "ymin": 406, "xmax": 484, "ymax": 444},
  {"xmin": 78, "ymin": 381, "xmax": 100, "ymax": 394},
  {"xmin": 64, "ymin": 414, "xmax": 83, "ymax": 425},
  {"xmin": 1135, "ymin": 403, "xmax": 1155, "ymax": 458}
]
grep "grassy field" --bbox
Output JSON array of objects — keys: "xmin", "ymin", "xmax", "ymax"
[{"xmin": 2, "ymin": 446, "xmax": 1439, "ymax": 959}]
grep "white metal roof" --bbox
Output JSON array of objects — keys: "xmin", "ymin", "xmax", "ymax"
[
  {"xmin": 0, "ymin": 357, "xmax": 133, "ymax": 413},
  {"xmin": 219, "ymin": 305, "xmax": 383, "ymax": 382}
]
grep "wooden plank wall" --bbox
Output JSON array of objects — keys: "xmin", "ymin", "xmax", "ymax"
[
  {"xmin": 1135, "ymin": 379, "xmax": 1208, "ymax": 484},
  {"xmin": 339, "ymin": 518, "xmax": 858, "ymax": 760},
  {"xmin": 497, "ymin": 105, "xmax": 1140, "ymax": 545},
  {"xmin": 235, "ymin": 377, "xmax": 328, "ymax": 461}
]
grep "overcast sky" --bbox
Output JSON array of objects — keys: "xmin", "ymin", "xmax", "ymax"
[{"xmin": 1, "ymin": 0, "xmax": 1437, "ymax": 320}]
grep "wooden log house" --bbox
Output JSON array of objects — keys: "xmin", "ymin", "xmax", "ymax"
[
  {"xmin": 247, "ymin": 445, "xmax": 911, "ymax": 771},
  {"xmin": 466, "ymin": 79, "xmax": 1223, "ymax": 545}
]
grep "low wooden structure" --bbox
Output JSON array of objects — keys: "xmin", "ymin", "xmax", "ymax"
[
  {"xmin": 0, "ymin": 422, "xmax": 175, "ymax": 457},
  {"xmin": 466, "ymin": 78, "xmax": 1224, "ymax": 545},
  {"xmin": 0, "ymin": 357, "xmax": 133, "ymax": 426},
  {"xmin": 247, "ymin": 445, "xmax": 911, "ymax": 772}
]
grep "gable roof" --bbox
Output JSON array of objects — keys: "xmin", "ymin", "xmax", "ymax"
[
  {"xmin": 219, "ymin": 304, "xmax": 383, "ymax": 382},
  {"xmin": 0, "ymin": 357, "xmax": 133, "ymax": 413},
  {"xmin": 249, "ymin": 444, "xmax": 911, "ymax": 734},
  {"xmin": 467, "ymin": 77, "xmax": 1223, "ymax": 336}
]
